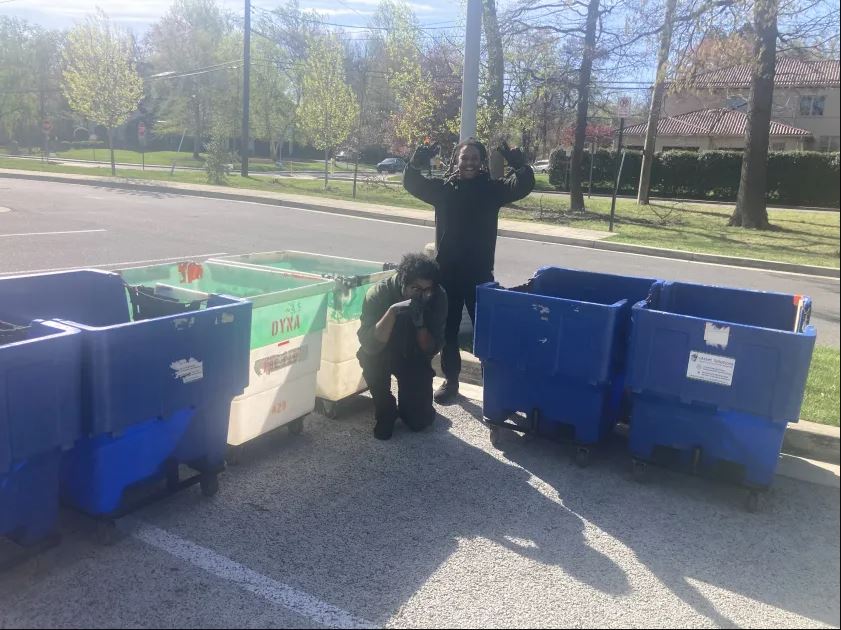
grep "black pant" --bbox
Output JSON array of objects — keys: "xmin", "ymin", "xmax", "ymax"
[
  {"xmin": 440, "ymin": 272, "xmax": 492, "ymax": 381},
  {"xmin": 359, "ymin": 324, "xmax": 435, "ymax": 432}
]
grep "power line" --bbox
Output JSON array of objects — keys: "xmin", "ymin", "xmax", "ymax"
[{"xmin": 251, "ymin": 3, "xmax": 460, "ymax": 31}]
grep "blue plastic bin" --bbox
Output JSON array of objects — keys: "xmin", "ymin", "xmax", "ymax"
[
  {"xmin": 626, "ymin": 281, "xmax": 816, "ymax": 491},
  {"xmin": 474, "ymin": 267, "xmax": 659, "ymax": 451},
  {"xmin": 1, "ymin": 320, "xmax": 82, "ymax": 545},
  {"xmin": 0, "ymin": 269, "xmax": 252, "ymax": 515}
]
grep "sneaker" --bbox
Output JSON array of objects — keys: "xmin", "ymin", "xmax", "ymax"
[{"xmin": 433, "ymin": 380, "xmax": 460, "ymax": 404}]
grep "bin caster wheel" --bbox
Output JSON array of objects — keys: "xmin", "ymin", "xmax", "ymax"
[
  {"xmin": 95, "ymin": 520, "xmax": 117, "ymax": 546},
  {"xmin": 631, "ymin": 459, "xmax": 647, "ymax": 482},
  {"xmin": 200, "ymin": 474, "xmax": 219, "ymax": 498},
  {"xmin": 745, "ymin": 490, "xmax": 761, "ymax": 513},
  {"xmin": 575, "ymin": 447, "xmax": 590, "ymax": 468},
  {"xmin": 488, "ymin": 425, "xmax": 502, "ymax": 449},
  {"xmin": 288, "ymin": 417, "xmax": 304, "ymax": 435},
  {"xmin": 317, "ymin": 399, "xmax": 338, "ymax": 419}
]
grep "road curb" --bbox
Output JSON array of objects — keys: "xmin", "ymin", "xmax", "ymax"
[
  {"xmin": 435, "ymin": 350, "xmax": 841, "ymax": 465},
  {"xmin": 2, "ymin": 169, "xmax": 838, "ymax": 279}
]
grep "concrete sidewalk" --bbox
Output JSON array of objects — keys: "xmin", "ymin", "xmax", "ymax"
[{"xmin": 2, "ymin": 167, "xmax": 838, "ymax": 278}]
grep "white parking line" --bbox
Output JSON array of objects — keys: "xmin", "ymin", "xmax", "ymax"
[
  {"xmin": 0, "ymin": 253, "xmax": 229, "ymax": 277},
  {"xmin": 132, "ymin": 522, "xmax": 375, "ymax": 629},
  {"xmin": 0, "ymin": 228, "xmax": 106, "ymax": 238}
]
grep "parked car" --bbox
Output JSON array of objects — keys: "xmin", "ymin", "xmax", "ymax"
[
  {"xmin": 377, "ymin": 157, "xmax": 406, "ymax": 173},
  {"xmin": 533, "ymin": 159, "xmax": 551, "ymax": 173}
]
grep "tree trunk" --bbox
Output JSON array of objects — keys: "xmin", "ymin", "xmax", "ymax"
[
  {"xmin": 730, "ymin": 0, "xmax": 777, "ymax": 229},
  {"xmin": 483, "ymin": 0, "xmax": 505, "ymax": 178},
  {"xmin": 107, "ymin": 127, "xmax": 115, "ymax": 176},
  {"xmin": 324, "ymin": 146, "xmax": 329, "ymax": 189},
  {"xmin": 570, "ymin": 0, "xmax": 600, "ymax": 212},
  {"xmin": 638, "ymin": 0, "xmax": 677, "ymax": 205}
]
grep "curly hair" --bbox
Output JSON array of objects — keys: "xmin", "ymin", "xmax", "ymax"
[
  {"xmin": 397, "ymin": 252, "xmax": 440, "ymax": 286},
  {"xmin": 443, "ymin": 138, "xmax": 489, "ymax": 183}
]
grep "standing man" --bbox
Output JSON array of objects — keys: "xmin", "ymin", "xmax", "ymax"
[
  {"xmin": 357, "ymin": 253, "xmax": 448, "ymax": 440},
  {"xmin": 403, "ymin": 138, "xmax": 535, "ymax": 403}
]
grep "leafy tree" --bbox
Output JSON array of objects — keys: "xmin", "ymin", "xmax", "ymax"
[
  {"xmin": 62, "ymin": 10, "xmax": 143, "ymax": 174},
  {"xmin": 296, "ymin": 34, "xmax": 359, "ymax": 187}
]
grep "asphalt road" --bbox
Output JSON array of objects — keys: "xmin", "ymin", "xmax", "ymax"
[
  {"xmin": 0, "ymin": 177, "xmax": 838, "ymax": 347},
  {"xmin": 1, "ymin": 403, "xmax": 839, "ymax": 628}
]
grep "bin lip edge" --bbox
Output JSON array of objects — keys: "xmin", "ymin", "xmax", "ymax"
[
  {"xmin": 208, "ymin": 252, "xmax": 396, "ymax": 285},
  {"xmin": 0, "ymin": 319, "xmax": 81, "ymax": 349},
  {"xmin": 477, "ymin": 283, "xmax": 632, "ymax": 310},
  {"xmin": 213, "ymin": 249, "xmax": 391, "ymax": 268},
  {"xmin": 51, "ymin": 295, "xmax": 251, "ymax": 332},
  {"xmin": 631, "ymin": 300, "xmax": 818, "ymax": 338}
]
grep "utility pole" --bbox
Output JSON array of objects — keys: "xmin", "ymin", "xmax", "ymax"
[
  {"xmin": 459, "ymin": 0, "xmax": 482, "ymax": 141},
  {"xmin": 241, "ymin": 0, "xmax": 251, "ymax": 177}
]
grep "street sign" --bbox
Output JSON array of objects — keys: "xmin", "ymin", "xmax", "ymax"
[
  {"xmin": 617, "ymin": 97, "xmax": 631, "ymax": 118},
  {"xmin": 42, "ymin": 119, "xmax": 52, "ymax": 134},
  {"xmin": 137, "ymin": 122, "xmax": 146, "ymax": 138}
]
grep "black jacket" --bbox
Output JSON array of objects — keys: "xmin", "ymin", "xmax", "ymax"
[
  {"xmin": 403, "ymin": 164, "xmax": 535, "ymax": 279},
  {"xmin": 357, "ymin": 276, "xmax": 448, "ymax": 359}
]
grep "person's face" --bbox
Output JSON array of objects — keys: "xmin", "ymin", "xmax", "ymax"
[
  {"xmin": 457, "ymin": 145, "xmax": 482, "ymax": 180},
  {"xmin": 403, "ymin": 277, "xmax": 435, "ymax": 302}
]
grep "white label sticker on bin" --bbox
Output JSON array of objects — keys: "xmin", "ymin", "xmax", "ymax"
[
  {"xmin": 703, "ymin": 322, "xmax": 730, "ymax": 349},
  {"xmin": 686, "ymin": 351, "xmax": 735, "ymax": 386},
  {"xmin": 171, "ymin": 358, "xmax": 204, "ymax": 383}
]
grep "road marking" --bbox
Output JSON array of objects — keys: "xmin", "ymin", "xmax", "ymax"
[
  {"xmin": 131, "ymin": 521, "xmax": 375, "ymax": 629},
  {"xmin": 0, "ymin": 228, "xmax": 106, "ymax": 238},
  {"xmin": 0, "ymin": 252, "xmax": 229, "ymax": 277}
]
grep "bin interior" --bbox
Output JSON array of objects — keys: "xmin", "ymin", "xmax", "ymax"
[
  {"xmin": 524, "ymin": 267, "xmax": 658, "ymax": 307},
  {"xmin": 118, "ymin": 261, "xmax": 322, "ymax": 300},
  {"xmin": 0, "ymin": 270, "xmax": 132, "ymax": 327},
  {"xmin": 1, "ymin": 320, "xmax": 64, "ymax": 346},
  {"xmin": 653, "ymin": 282, "xmax": 802, "ymax": 332},
  {"xmin": 0, "ymin": 320, "xmax": 31, "ymax": 345},
  {"xmin": 0, "ymin": 269, "xmax": 234, "ymax": 326},
  {"xmin": 218, "ymin": 251, "xmax": 387, "ymax": 280}
]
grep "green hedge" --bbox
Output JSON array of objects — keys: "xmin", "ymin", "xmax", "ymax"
[{"xmin": 548, "ymin": 149, "xmax": 840, "ymax": 207}]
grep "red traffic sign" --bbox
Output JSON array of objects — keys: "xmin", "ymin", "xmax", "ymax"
[
  {"xmin": 42, "ymin": 119, "xmax": 52, "ymax": 133},
  {"xmin": 137, "ymin": 122, "xmax": 146, "ymax": 137}
]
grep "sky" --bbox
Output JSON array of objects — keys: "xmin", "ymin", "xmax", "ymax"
[{"xmin": 0, "ymin": 0, "xmax": 465, "ymax": 35}]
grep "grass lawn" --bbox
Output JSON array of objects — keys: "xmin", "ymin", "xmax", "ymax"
[
  {"xmin": 801, "ymin": 346, "xmax": 840, "ymax": 426},
  {"xmin": 54, "ymin": 149, "xmax": 208, "ymax": 168},
  {"xmin": 1, "ymin": 148, "xmax": 380, "ymax": 173},
  {"xmin": 2, "ymin": 156, "xmax": 838, "ymax": 268},
  {"xmin": 507, "ymin": 192, "xmax": 839, "ymax": 268}
]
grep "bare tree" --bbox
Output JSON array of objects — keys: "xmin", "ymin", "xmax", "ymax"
[{"xmin": 638, "ymin": 0, "xmax": 678, "ymax": 205}]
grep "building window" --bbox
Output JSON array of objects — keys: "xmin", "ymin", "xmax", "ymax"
[
  {"xmin": 799, "ymin": 95, "xmax": 826, "ymax": 116},
  {"xmin": 770, "ymin": 142, "xmax": 786, "ymax": 151},
  {"xmin": 818, "ymin": 136, "xmax": 840, "ymax": 152},
  {"xmin": 662, "ymin": 146, "xmax": 699, "ymax": 152}
]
